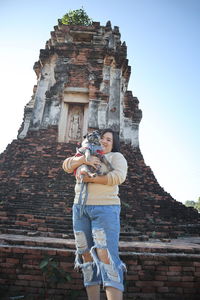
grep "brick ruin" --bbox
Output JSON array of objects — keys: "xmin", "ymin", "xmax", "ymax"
[{"xmin": 0, "ymin": 20, "xmax": 200, "ymax": 299}]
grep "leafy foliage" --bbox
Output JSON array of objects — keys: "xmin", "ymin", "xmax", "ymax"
[
  {"xmin": 195, "ymin": 197, "xmax": 200, "ymax": 212},
  {"xmin": 39, "ymin": 255, "xmax": 80, "ymax": 299},
  {"xmin": 185, "ymin": 200, "xmax": 196, "ymax": 208},
  {"xmin": 39, "ymin": 255, "xmax": 71, "ymax": 284},
  {"xmin": 185, "ymin": 197, "xmax": 200, "ymax": 212},
  {"xmin": 61, "ymin": 8, "xmax": 92, "ymax": 26}
]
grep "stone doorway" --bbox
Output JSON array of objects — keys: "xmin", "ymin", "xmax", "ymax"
[{"xmin": 58, "ymin": 87, "xmax": 89, "ymax": 143}]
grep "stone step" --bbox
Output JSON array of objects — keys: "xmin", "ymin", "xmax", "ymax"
[
  {"xmin": 1, "ymin": 210, "xmax": 199, "ymax": 241},
  {"xmin": 0, "ymin": 224, "xmax": 73, "ymax": 235},
  {"xmin": 0, "ymin": 234, "xmax": 200, "ymax": 254},
  {"xmin": 0, "ymin": 227, "xmax": 148, "ymax": 242},
  {"xmin": 122, "ymin": 219, "xmax": 200, "ymax": 229},
  {"xmin": 0, "ymin": 228, "xmax": 74, "ymax": 239},
  {"xmin": 0, "ymin": 225, "xmax": 154, "ymax": 242},
  {"xmin": 0, "ymin": 209, "xmax": 72, "ymax": 217},
  {"xmin": 0, "ymin": 216, "xmax": 72, "ymax": 225},
  {"xmin": 120, "ymin": 234, "xmax": 149, "ymax": 242}
]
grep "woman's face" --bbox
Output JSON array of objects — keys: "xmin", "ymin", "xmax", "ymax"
[{"xmin": 100, "ymin": 132, "xmax": 113, "ymax": 154}]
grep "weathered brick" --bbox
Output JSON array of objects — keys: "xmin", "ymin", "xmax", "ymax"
[
  {"xmin": 25, "ymin": 249, "xmax": 41, "ymax": 255},
  {"xmin": 167, "ymin": 282, "xmax": 194, "ymax": 288},
  {"xmin": 0, "ymin": 268, "xmax": 16, "ymax": 274},
  {"xmin": 17, "ymin": 274, "xmax": 43, "ymax": 281},
  {"xmin": 0, "ymin": 247, "xmax": 12, "ymax": 253},
  {"xmin": 22, "ymin": 264, "xmax": 40, "ymax": 270},
  {"xmin": 141, "ymin": 287, "xmax": 156, "ymax": 293},
  {"xmin": 183, "ymin": 267, "xmax": 195, "ymax": 272},
  {"xmin": 6, "ymin": 258, "xmax": 19, "ymax": 264},
  {"xmin": 155, "ymin": 275, "xmax": 167, "ymax": 281},
  {"xmin": 127, "ymin": 260, "xmax": 138, "ymax": 267},
  {"xmin": 46, "ymin": 250, "xmax": 57, "ymax": 255},
  {"xmin": 167, "ymin": 271, "xmax": 181, "ymax": 276},
  {"xmin": 126, "ymin": 275, "xmax": 139, "ymax": 280},
  {"xmin": 29, "ymin": 281, "xmax": 44, "ymax": 288},
  {"xmin": 157, "ymin": 287, "xmax": 169, "ymax": 293},
  {"xmin": 128, "ymin": 265, "xmax": 142, "ymax": 271},
  {"xmin": 182, "ymin": 276, "xmax": 194, "ymax": 281},
  {"xmin": 60, "ymin": 262, "xmax": 74, "ymax": 269},
  {"xmin": 127, "ymin": 286, "xmax": 140, "ymax": 292},
  {"xmin": 15, "ymin": 280, "xmax": 29, "ymax": 286},
  {"xmin": 135, "ymin": 280, "xmax": 164, "ymax": 287},
  {"xmin": 169, "ymin": 266, "xmax": 182, "ymax": 272},
  {"xmin": 0, "ymin": 211, "xmax": 7, "ymax": 216},
  {"xmin": 0, "ymin": 278, "xmax": 7, "ymax": 284},
  {"xmin": 194, "ymin": 282, "xmax": 200, "ymax": 288},
  {"xmin": 167, "ymin": 276, "xmax": 182, "ymax": 282},
  {"xmin": 183, "ymin": 288, "xmax": 197, "ymax": 293},
  {"xmin": 13, "ymin": 248, "xmax": 28, "ymax": 254},
  {"xmin": 168, "ymin": 287, "xmax": 183, "ymax": 293},
  {"xmin": 143, "ymin": 265, "xmax": 156, "ymax": 271},
  {"xmin": 0, "ymin": 262, "xmax": 14, "ymax": 268},
  {"xmin": 142, "ymin": 261, "xmax": 161, "ymax": 267},
  {"xmin": 23, "ymin": 254, "xmax": 42, "ymax": 260},
  {"xmin": 156, "ymin": 266, "xmax": 169, "ymax": 271}
]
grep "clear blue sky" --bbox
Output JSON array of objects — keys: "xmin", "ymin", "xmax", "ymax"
[{"xmin": 0, "ymin": 0, "xmax": 199, "ymax": 203}]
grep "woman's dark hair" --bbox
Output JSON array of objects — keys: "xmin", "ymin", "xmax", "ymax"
[{"xmin": 100, "ymin": 128, "xmax": 120, "ymax": 152}]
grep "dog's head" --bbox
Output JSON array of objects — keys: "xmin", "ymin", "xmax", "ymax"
[{"xmin": 83, "ymin": 130, "xmax": 101, "ymax": 145}]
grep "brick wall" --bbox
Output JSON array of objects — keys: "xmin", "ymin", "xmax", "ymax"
[
  {"xmin": 0, "ymin": 245, "xmax": 85, "ymax": 299},
  {"xmin": 0, "ymin": 127, "xmax": 199, "ymax": 240},
  {"xmin": 123, "ymin": 253, "xmax": 200, "ymax": 299},
  {"xmin": 0, "ymin": 244, "xmax": 200, "ymax": 300}
]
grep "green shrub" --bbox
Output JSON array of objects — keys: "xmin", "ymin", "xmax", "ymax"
[{"xmin": 61, "ymin": 8, "xmax": 92, "ymax": 26}]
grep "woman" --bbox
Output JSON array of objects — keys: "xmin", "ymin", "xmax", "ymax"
[{"xmin": 62, "ymin": 128, "xmax": 128, "ymax": 300}]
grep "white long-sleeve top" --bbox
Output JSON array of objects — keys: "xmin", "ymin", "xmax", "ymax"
[{"xmin": 62, "ymin": 152, "xmax": 128, "ymax": 205}]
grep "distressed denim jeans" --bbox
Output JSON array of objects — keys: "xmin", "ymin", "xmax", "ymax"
[{"xmin": 72, "ymin": 204, "xmax": 126, "ymax": 292}]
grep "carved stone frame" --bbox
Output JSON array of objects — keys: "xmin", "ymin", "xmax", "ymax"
[{"xmin": 58, "ymin": 87, "xmax": 89, "ymax": 143}]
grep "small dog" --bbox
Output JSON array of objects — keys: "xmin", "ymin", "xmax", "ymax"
[
  {"xmin": 75, "ymin": 130, "xmax": 113, "ymax": 213},
  {"xmin": 75, "ymin": 130, "xmax": 113, "ymax": 182}
]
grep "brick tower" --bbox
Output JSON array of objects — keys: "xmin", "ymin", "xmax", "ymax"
[
  {"xmin": 18, "ymin": 20, "xmax": 142, "ymax": 146},
  {"xmin": 0, "ymin": 20, "xmax": 199, "ymax": 241}
]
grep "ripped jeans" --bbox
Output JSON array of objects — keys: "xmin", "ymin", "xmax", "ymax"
[{"xmin": 72, "ymin": 204, "xmax": 126, "ymax": 292}]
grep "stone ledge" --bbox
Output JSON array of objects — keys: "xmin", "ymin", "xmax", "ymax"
[
  {"xmin": 1, "ymin": 234, "xmax": 200, "ymax": 254},
  {"xmin": 64, "ymin": 87, "xmax": 89, "ymax": 93}
]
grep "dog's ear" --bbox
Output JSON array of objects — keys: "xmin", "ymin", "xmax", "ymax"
[{"xmin": 94, "ymin": 130, "xmax": 100, "ymax": 135}]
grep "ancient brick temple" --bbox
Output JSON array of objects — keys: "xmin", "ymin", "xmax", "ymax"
[{"xmin": 0, "ymin": 20, "xmax": 200, "ymax": 299}]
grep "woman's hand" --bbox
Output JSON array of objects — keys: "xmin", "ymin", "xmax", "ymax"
[
  {"xmin": 85, "ymin": 155, "xmax": 101, "ymax": 170},
  {"xmin": 82, "ymin": 175, "xmax": 96, "ymax": 183},
  {"xmin": 83, "ymin": 174, "xmax": 108, "ymax": 185}
]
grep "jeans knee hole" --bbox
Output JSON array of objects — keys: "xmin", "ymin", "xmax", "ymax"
[
  {"xmin": 97, "ymin": 248, "xmax": 110, "ymax": 264},
  {"xmin": 82, "ymin": 263, "xmax": 94, "ymax": 282},
  {"xmin": 103, "ymin": 263, "xmax": 120, "ymax": 283},
  {"xmin": 74, "ymin": 231, "xmax": 88, "ymax": 252},
  {"xmin": 93, "ymin": 228, "xmax": 107, "ymax": 247}
]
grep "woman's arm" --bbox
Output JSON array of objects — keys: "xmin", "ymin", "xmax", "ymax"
[
  {"xmin": 63, "ymin": 155, "xmax": 85, "ymax": 174},
  {"xmin": 106, "ymin": 153, "xmax": 127, "ymax": 185},
  {"xmin": 62, "ymin": 155, "xmax": 101, "ymax": 174},
  {"xmin": 83, "ymin": 174, "xmax": 108, "ymax": 185},
  {"xmin": 82, "ymin": 152, "xmax": 127, "ymax": 185}
]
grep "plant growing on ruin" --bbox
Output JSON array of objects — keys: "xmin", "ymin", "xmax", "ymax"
[
  {"xmin": 61, "ymin": 8, "xmax": 92, "ymax": 26},
  {"xmin": 185, "ymin": 197, "xmax": 200, "ymax": 212},
  {"xmin": 39, "ymin": 255, "xmax": 80, "ymax": 299},
  {"xmin": 40, "ymin": 255, "xmax": 71, "ymax": 284}
]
